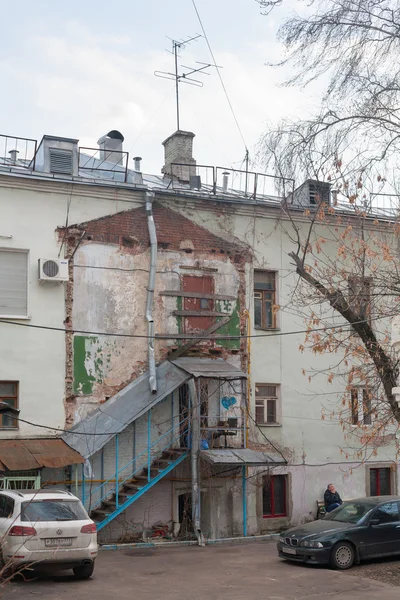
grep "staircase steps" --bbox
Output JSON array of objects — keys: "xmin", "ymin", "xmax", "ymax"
[{"xmin": 89, "ymin": 446, "xmax": 189, "ymax": 529}]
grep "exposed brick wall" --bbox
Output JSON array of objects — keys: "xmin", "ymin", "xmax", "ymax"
[{"xmin": 61, "ymin": 203, "xmax": 250, "ymax": 264}]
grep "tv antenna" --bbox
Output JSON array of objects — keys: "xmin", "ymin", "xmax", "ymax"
[{"xmin": 155, "ymin": 34, "xmax": 220, "ymax": 131}]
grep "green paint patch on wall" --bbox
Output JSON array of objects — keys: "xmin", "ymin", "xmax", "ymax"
[
  {"xmin": 73, "ymin": 335, "xmax": 101, "ymax": 395},
  {"xmin": 215, "ymin": 299, "xmax": 240, "ymax": 349}
]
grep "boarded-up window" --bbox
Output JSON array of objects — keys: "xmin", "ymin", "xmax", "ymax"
[
  {"xmin": 0, "ymin": 250, "xmax": 28, "ymax": 317},
  {"xmin": 183, "ymin": 275, "xmax": 214, "ymax": 332}
]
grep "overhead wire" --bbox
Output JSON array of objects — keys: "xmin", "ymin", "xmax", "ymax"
[
  {"xmin": 191, "ymin": 0, "xmax": 248, "ymax": 153},
  {"xmin": 0, "ymin": 308, "xmax": 395, "ymax": 340}
]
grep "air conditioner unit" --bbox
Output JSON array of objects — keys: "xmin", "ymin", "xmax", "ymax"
[{"xmin": 38, "ymin": 258, "xmax": 69, "ymax": 282}]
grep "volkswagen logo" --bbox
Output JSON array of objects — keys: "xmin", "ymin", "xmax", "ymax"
[{"xmin": 56, "ymin": 529, "xmax": 63, "ymax": 535}]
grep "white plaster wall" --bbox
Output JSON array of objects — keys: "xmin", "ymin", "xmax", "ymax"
[
  {"xmin": 0, "ymin": 177, "xmax": 143, "ymax": 437},
  {"xmin": 168, "ymin": 201, "xmax": 398, "ymax": 527}
]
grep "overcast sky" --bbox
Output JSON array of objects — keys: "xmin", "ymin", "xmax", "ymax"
[{"xmin": 1, "ymin": 0, "xmax": 318, "ymax": 176}]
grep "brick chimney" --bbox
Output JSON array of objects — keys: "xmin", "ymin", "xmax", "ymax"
[{"xmin": 162, "ymin": 130, "xmax": 196, "ymax": 182}]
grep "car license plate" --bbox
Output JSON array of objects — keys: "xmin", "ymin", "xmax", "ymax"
[
  {"xmin": 282, "ymin": 547, "xmax": 297, "ymax": 555},
  {"xmin": 45, "ymin": 538, "xmax": 72, "ymax": 547}
]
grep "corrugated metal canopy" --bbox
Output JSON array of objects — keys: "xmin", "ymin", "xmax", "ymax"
[
  {"xmin": 62, "ymin": 361, "xmax": 190, "ymax": 459},
  {"xmin": 171, "ymin": 358, "xmax": 247, "ymax": 379},
  {"xmin": 200, "ymin": 449, "xmax": 286, "ymax": 466},
  {"xmin": 0, "ymin": 439, "xmax": 84, "ymax": 471}
]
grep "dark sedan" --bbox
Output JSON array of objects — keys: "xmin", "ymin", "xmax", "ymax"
[{"xmin": 277, "ymin": 496, "xmax": 400, "ymax": 569}]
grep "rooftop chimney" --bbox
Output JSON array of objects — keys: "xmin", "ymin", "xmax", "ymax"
[
  {"xmin": 8, "ymin": 149, "xmax": 19, "ymax": 164},
  {"xmin": 97, "ymin": 130, "xmax": 124, "ymax": 165},
  {"xmin": 132, "ymin": 156, "xmax": 143, "ymax": 185},
  {"xmin": 222, "ymin": 171, "xmax": 230, "ymax": 192},
  {"xmin": 162, "ymin": 130, "xmax": 196, "ymax": 183}
]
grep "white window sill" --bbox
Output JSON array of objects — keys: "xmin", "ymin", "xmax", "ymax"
[
  {"xmin": 257, "ymin": 423, "xmax": 282, "ymax": 428},
  {"xmin": 254, "ymin": 327, "xmax": 281, "ymax": 332},
  {"xmin": 0, "ymin": 315, "xmax": 31, "ymax": 320}
]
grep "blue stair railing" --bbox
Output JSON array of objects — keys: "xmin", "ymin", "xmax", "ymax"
[{"xmin": 82, "ymin": 415, "xmax": 189, "ymax": 531}]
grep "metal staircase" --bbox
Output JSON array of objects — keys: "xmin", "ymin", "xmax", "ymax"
[{"xmin": 84, "ymin": 417, "xmax": 189, "ymax": 531}]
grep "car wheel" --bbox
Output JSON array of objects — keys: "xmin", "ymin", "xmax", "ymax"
[
  {"xmin": 330, "ymin": 542, "xmax": 355, "ymax": 570},
  {"xmin": 73, "ymin": 563, "xmax": 94, "ymax": 580}
]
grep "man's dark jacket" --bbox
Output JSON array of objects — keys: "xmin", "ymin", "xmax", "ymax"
[{"xmin": 324, "ymin": 489, "xmax": 342, "ymax": 510}]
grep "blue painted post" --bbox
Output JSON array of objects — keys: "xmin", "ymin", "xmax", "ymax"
[
  {"xmin": 82, "ymin": 464, "xmax": 86, "ymax": 509},
  {"xmin": 148, "ymin": 409, "xmax": 151, "ymax": 482},
  {"xmin": 115, "ymin": 434, "xmax": 119, "ymax": 509},
  {"xmin": 242, "ymin": 466, "xmax": 247, "ymax": 537}
]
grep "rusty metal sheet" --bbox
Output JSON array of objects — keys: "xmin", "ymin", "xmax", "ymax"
[
  {"xmin": 171, "ymin": 357, "xmax": 247, "ymax": 380},
  {"xmin": 200, "ymin": 448, "xmax": 286, "ymax": 466},
  {"xmin": 0, "ymin": 439, "xmax": 83, "ymax": 472}
]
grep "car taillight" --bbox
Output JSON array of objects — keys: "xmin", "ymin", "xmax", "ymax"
[
  {"xmin": 8, "ymin": 526, "xmax": 37, "ymax": 537},
  {"xmin": 80, "ymin": 523, "xmax": 96, "ymax": 534}
]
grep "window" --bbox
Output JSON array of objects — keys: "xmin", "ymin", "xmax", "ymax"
[
  {"xmin": 350, "ymin": 388, "xmax": 373, "ymax": 426},
  {"xmin": 255, "ymin": 384, "xmax": 279, "ymax": 425},
  {"xmin": 0, "ymin": 249, "xmax": 28, "ymax": 318},
  {"xmin": 0, "ymin": 382, "xmax": 18, "ymax": 428},
  {"xmin": 0, "ymin": 494, "xmax": 15, "ymax": 519},
  {"xmin": 254, "ymin": 271, "xmax": 277, "ymax": 329},
  {"xmin": 370, "ymin": 467, "xmax": 392, "ymax": 496},
  {"xmin": 348, "ymin": 276, "xmax": 372, "ymax": 327},
  {"xmin": 373, "ymin": 502, "xmax": 399, "ymax": 524},
  {"xmin": 263, "ymin": 475, "xmax": 287, "ymax": 517}
]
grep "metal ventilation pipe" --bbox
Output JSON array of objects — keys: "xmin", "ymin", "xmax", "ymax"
[
  {"xmin": 222, "ymin": 171, "xmax": 230, "ymax": 192},
  {"xmin": 8, "ymin": 149, "xmax": 19, "ymax": 164},
  {"xmin": 145, "ymin": 191, "xmax": 157, "ymax": 393},
  {"xmin": 133, "ymin": 157, "xmax": 143, "ymax": 185}
]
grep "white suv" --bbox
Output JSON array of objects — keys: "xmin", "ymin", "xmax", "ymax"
[{"xmin": 0, "ymin": 489, "xmax": 98, "ymax": 579}]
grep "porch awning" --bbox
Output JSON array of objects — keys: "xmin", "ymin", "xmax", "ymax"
[
  {"xmin": 171, "ymin": 357, "xmax": 247, "ymax": 379},
  {"xmin": 62, "ymin": 360, "xmax": 190, "ymax": 459},
  {"xmin": 0, "ymin": 439, "xmax": 84, "ymax": 472},
  {"xmin": 200, "ymin": 449, "xmax": 286, "ymax": 466}
]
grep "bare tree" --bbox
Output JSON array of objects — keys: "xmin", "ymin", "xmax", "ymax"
[
  {"xmin": 258, "ymin": 0, "xmax": 400, "ymax": 177},
  {"xmin": 256, "ymin": 0, "xmax": 400, "ymax": 453}
]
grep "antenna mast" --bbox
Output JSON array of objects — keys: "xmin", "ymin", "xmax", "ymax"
[{"xmin": 155, "ymin": 35, "xmax": 220, "ymax": 131}]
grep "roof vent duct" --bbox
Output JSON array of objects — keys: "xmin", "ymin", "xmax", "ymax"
[
  {"xmin": 97, "ymin": 130, "xmax": 124, "ymax": 166},
  {"xmin": 33, "ymin": 136, "xmax": 79, "ymax": 176}
]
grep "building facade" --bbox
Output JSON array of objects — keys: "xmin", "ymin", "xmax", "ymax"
[{"xmin": 0, "ymin": 129, "xmax": 396, "ymax": 543}]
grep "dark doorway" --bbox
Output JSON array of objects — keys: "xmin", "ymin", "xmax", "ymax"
[{"xmin": 177, "ymin": 493, "xmax": 193, "ymax": 539}]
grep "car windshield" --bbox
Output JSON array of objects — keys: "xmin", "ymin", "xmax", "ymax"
[
  {"xmin": 21, "ymin": 500, "xmax": 88, "ymax": 522},
  {"xmin": 323, "ymin": 501, "xmax": 373, "ymax": 524}
]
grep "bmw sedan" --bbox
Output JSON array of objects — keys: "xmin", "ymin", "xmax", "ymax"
[{"xmin": 277, "ymin": 496, "xmax": 400, "ymax": 569}]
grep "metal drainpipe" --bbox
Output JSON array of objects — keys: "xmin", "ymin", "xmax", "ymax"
[
  {"xmin": 188, "ymin": 379, "xmax": 205, "ymax": 547},
  {"xmin": 145, "ymin": 191, "xmax": 157, "ymax": 393}
]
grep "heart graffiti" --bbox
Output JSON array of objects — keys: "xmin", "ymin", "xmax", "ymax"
[{"xmin": 221, "ymin": 396, "xmax": 237, "ymax": 410}]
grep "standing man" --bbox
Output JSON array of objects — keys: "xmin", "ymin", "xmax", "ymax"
[{"xmin": 324, "ymin": 483, "xmax": 343, "ymax": 513}]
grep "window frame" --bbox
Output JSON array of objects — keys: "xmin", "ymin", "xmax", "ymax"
[
  {"xmin": 0, "ymin": 381, "xmax": 19, "ymax": 429},
  {"xmin": 0, "ymin": 248, "xmax": 30, "ymax": 319},
  {"xmin": 255, "ymin": 384, "xmax": 281, "ymax": 426},
  {"xmin": 350, "ymin": 387, "xmax": 373, "ymax": 426},
  {"xmin": 254, "ymin": 270, "xmax": 278, "ymax": 330},
  {"xmin": 348, "ymin": 275, "xmax": 372, "ymax": 328},
  {"xmin": 262, "ymin": 475, "xmax": 287, "ymax": 518},
  {"xmin": 370, "ymin": 467, "xmax": 392, "ymax": 496}
]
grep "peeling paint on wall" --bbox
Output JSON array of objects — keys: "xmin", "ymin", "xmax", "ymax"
[{"xmin": 73, "ymin": 336, "xmax": 98, "ymax": 395}]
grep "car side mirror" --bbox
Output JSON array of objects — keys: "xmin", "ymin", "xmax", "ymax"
[{"xmin": 369, "ymin": 518, "xmax": 380, "ymax": 526}]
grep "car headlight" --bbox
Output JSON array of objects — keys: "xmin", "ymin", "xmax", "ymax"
[
  {"xmin": 300, "ymin": 540, "xmax": 324, "ymax": 548},
  {"xmin": 279, "ymin": 536, "xmax": 286, "ymax": 543}
]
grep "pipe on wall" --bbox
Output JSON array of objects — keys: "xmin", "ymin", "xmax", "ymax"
[
  {"xmin": 145, "ymin": 191, "xmax": 157, "ymax": 393},
  {"xmin": 188, "ymin": 378, "xmax": 205, "ymax": 547}
]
